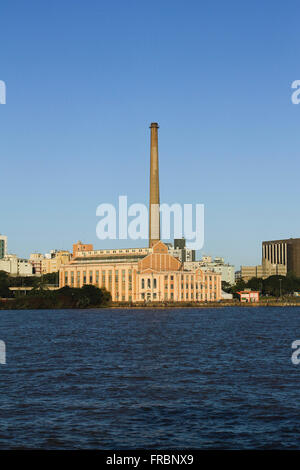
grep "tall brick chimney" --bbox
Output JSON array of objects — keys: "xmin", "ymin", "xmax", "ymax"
[{"xmin": 149, "ymin": 122, "xmax": 160, "ymax": 247}]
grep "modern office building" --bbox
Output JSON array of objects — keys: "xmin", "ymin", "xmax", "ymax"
[
  {"xmin": 0, "ymin": 254, "xmax": 33, "ymax": 276},
  {"xmin": 0, "ymin": 236, "xmax": 32, "ymax": 276},
  {"xmin": 41, "ymin": 250, "xmax": 71, "ymax": 274},
  {"xmin": 237, "ymin": 265, "xmax": 263, "ymax": 282},
  {"xmin": 29, "ymin": 253, "xmax": 44, "ymax": 275},
  {"xmin": 0, "ymin": 235, "xmax": 7, "ymax": 259},
  {"xmin": 184, "ymin": 256, "xmax": 235, "ymax": 285},
  {"xmin": 262, "ymin": 238, "xmax": 300, "ymax": 277},
  {"xmin": 239, "ymin": 238, "xmax": 300, "ymax": 282},
  {"xmin": 59, "ymin": 123, "xmax": 221, "ymax": 302},
  {"xmin": 30, "ymin": 250, "xmax": 72, "ymax": 275},
  {"xmin": 166, "ymin": 238, "xmax": 195, "ymax": 263},
  {"xmin": 238, "ymin": 263, "xmax": 286, "ymax": 282}
]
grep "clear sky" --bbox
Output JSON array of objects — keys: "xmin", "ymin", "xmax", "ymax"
[{"xmin": 1, "ymin": 0, "xmax": 300, "ymax": 269}]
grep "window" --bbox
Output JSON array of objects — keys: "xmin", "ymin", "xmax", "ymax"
[
  {"xmin": 89, "ymin": 271, "xmax": 93, "ymax": 283},
  {"xmin": 64, "ymin": 271, "xmax": 68, "ymax": 285},
  {"xmin": 83, "ymin": 271, "xmax": 86, "ymax": 284},
  {"xmin": 141, "ymin": 278, "xmax": 145, "ymax": 289},
  {"xmin": 153, "ymin": 278, "xmax": 157, "ymax": 289},
  {"xmin": 129, "ymin": 270, "xmax": 132, "ymax": 291},
  {"xmin": 96, "ymin": 271, "xmax": 99, "ymax": 284},
  {"xmin": 147, "ymin": 278, "xmax": 151, "ymax": 288}
]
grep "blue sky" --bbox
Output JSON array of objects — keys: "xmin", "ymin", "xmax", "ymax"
[{"xmin": 0, "ymin": 0, "xmax": 300, "ymax": 269}]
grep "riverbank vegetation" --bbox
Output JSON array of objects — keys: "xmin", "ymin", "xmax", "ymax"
[
  {"xmin": 0, "ymin": 276, "xmax": 111, "ymax": 310},
  {"xmin": 0, "ymin": 270, "xmax": 58, "ymax": 298},
  {"xmin": 1, "ymin": 270, "xmax": 300, "ymax": 309},
  {"xmin": 223, "ymin": 273, "xmax": 300, "ymax": 298}
]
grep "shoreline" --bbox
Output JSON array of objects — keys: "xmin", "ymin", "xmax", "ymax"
[
  {"xmin": 109, "ymin": 302, "xmax": 300, "ymax": 309},
  {"xmin": 1, "ymin": 300, "xmax": 300, "ymax": 310}
]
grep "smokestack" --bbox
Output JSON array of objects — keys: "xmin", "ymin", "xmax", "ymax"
[{"xmin": 149, "ymin": 122, "xmax": 160, "ymax": 247}]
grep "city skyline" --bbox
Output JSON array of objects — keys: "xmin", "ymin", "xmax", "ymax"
[
  {"xmin": 1, "ymin": 1, "xmax": 300, "ymax": 269},
  {"xmin": 2, "ymin": 0, "xmax": 300, "ymax": 453}
]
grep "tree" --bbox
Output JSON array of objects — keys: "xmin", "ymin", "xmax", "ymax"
[
  {"xmin": 247, "ymin": 277, "xmax": 263, "ymax": 292},
  {"xmin": 11, "ymin": 285, "xmax": 112, "ymax": 309},
  {"xmin": 262, "ymin": 275, "xmax": 290, "ymax": 297},
  {"xmin": 222, "ymin": 281, "xmax": 232, "ymax": 293},
  {"xmin": 231, "ymin": 279, "xmax": 246, "ymax": 294},
  {"xmin": 0, "ymin": 271, "xmax": 11, "ymax": 298},
  {"xmin": 42, "ymin": 272, "xmax": 59, "ymax": 285},
  {"xmin": 8, "ymin": 275, "xmax": 38, "ymax": 287}
]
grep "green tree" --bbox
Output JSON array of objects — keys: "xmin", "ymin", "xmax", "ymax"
[
  {"xmin": 0, "ymin": 271, "xmax": 11, "ymax": 298},
  {"xmin": 222, "ymin": 281, "xmax": 232, "ymax": 293},
  {"xmin": 42, "ymin": 272, "xmax": 59, "ymax": 285},
  {"xmin": 231, "ymin": 279, "xmax": 246, "ymax": 294},
  {"xmin": 247, "ymin": 277, "xmax": 263, "ymax": 292}
]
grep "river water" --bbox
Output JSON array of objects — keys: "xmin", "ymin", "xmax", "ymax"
[{"xmin": 1, "ymin": 307, "xmax": 300, "ymax": 449}]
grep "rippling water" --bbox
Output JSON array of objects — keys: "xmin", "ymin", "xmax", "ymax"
[{"xmin": 1, "ymin": 307, "xmax": 300, "ymax": 449}]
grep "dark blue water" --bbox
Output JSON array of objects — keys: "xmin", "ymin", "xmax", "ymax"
[{"xmin": 1, "ymin": 307, "xmax": 300, "ymax": 449}]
